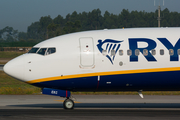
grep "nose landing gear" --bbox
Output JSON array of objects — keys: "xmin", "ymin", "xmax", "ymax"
[
  {"xmin": 63, "ymin": 98, "xmax": 74, "ymax": 109},
  {"xmin": 42, "ymin": 88, "xmax": 74, "ymax": 109}
]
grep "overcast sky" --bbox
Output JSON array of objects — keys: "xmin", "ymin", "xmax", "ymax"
[{"xmin": 0, "ymin": 0, "xmax": 180, "ymax": 32}]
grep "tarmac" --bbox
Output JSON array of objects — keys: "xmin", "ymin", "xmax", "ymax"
[
  {"xmin": 1, "ymin": 64, "xmax": 180, "ymax": 119},
  {"xmin": 0, "ymin": 65, "xmax": 3, "ymax": 71},
  {"xmin": 0, "ymin": 95, "xmax": 180, "ymax": 120}
]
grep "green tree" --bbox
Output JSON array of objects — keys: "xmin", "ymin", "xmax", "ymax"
[
  {"xmin": 53, "ymin": 15, "xmax": 65, "ymax": 25},
  {"xmin": 27, "ymin": 22, "xmax": 41, "ymax": 40},
  {"xmin": 79, "ymin": 11, "xmax": 88, "ymax": 30},
  {"xmin": 2, "ymin": 7, "xmax": 180, "ymax": 45},
  {"xmin": 85, "ymin": 9, "xmax": 103, "ymax": 30},
  {"xmin": 63, "ymin": 20, "xmax": 81, "ymax": 34},
  {"xmin": 47, "ymin": 23, "xmax": 60, "ymax": 38},
  {"xmin": 38, "ymin": 15, "xmax": 53, "ymax": 39},
  {"xmin": 119, "ymin": 9, "xmax": 130, "ymax": 28},
  {"xmin": 18, "ymin": 32, "xmax": 28, "ymax": 41},
  {"xmin": 0, "ymin": 26, "xmax": 18, "ymax": 41}
]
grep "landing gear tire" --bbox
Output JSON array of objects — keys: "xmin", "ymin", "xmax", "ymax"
[{"xmin": 63, "ymin": 99, "xmax": 74, "ymax": 109}]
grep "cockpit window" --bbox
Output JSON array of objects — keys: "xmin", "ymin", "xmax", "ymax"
[
  {"xmin": 46, "ymin": 48, "xmax": 56, "ymax": 55},
  {"xmin": 29, "ymin": 47, "xmax": 56, "ymax": 56},
  {"xmin": 28, "ymin": 47, "xmax": 39, "ymax": 53},
  {"xmin": 37, "ymin": 48, "xmax": 47, "ymax": 55}
]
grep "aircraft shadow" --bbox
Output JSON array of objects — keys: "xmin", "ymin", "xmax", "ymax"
[{"xmin": 7, "ymin": 103, "xmax": 180, "ymax": 109}]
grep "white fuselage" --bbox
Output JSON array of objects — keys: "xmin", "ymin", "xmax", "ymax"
[{"xmin": 4, "ymin": 28, "xmax": 180, "ymax": 91}]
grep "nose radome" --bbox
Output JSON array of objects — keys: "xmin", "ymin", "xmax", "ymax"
[{"xmin": 3, "ymin": 55, "xmax": 25, "ymax": 81}]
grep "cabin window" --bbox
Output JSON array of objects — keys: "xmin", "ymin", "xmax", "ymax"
[
  {"xmin": 46, "ymin": 48, "xmax": 56, "ymax": 55},
  {"xmin": 37, "ymin": 48, "xmax": 47, "ymax": 55},
  {"xmin": 28, "ymin": 47, "xmax": 39, "ymax": 53},
  {"xmin": 143, "ymin": 49, "xmax": 148, "ymax": 56},
  {"xmin": 127, "ymin": 50, "xmax": 132, "ymax": 56},
  {"xmin": 102, "ymin": 50, "xmax": 107, "ymax": 55},
  {"xmin": 111, "ymin": 49, "xmax": 115, "ymax": 56},
  {"xmin": 169, "ymin": 49, "xmax": 174, "ymax": 56},
  {"xmin": 135, "ymin": 49, "xmax": 140, "ymax": 56},
  {"xmin": 119, "ymin": 50, "xmax": 123, "ymax": 56},
  {"xmin": 160, "ymin": 49, "xmax": 164, "ymax": 55},
  {"xmin": 151, "ymin": 49, "xmax": 156, "ymax": 55},
  {"xmin": 178, "ymin": 49, "xmax": 180, "ymax": 55}
]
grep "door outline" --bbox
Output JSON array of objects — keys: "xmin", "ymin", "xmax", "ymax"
[{"xmin": 79, "ymin": 37, "xmax": 95, "ymax": 68}]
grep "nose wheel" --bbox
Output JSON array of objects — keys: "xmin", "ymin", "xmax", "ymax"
[{"xmin": 63, "ymin": 98, "xmax": 74, "ymax": 109}]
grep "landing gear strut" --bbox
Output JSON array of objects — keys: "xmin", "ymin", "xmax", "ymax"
[
  {"xmin": 63, "ymin": 98, "xmax": 74, "ymax": 109},
  {"xmin": 42, "ymin": 88, "xmax": 74, "ymax": 109}
]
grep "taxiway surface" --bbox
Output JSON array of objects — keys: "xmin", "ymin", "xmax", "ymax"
[
  {"xmin": 0, "ymin": 65, "xmax": 3, "ymax": 71},
  {"xmin": 0, "ymin": 95, "xmax": 180, "ymax": 120}
]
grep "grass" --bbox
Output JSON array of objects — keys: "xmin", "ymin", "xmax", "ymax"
[
  {"xmin": 0, "ymin": 51, "xmax": 26, "ymax": 64},
  {"xmin": 0, "ymin": 51, "xmax": 25, "ymax": 58},
  {"xmin": 0, "ymin": 71, "xmax": 41, "ymax": 95}
]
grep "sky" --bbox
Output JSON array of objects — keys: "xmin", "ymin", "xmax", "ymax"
[{"xmin": 0, "ymin": 0, "xmax": 180, "ymax": 32}]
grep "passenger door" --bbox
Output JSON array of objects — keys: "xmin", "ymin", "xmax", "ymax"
[{"xmin": 79, "ymin": 37, "xmax": 94, "ymax": 68}]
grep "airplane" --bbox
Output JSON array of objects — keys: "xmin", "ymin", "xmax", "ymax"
[{"xmin": 3, "ymin": 27, "xmax": 180, "ymax": 109}]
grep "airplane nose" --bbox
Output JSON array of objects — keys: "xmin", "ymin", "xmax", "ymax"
[{"xmin": 3, "ymin": 55, "xmax": 25, "ymax": 81}]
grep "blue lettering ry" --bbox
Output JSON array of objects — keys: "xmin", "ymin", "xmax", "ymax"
[
  {"xmin": 129, "ymin": 38, "xmax": 157, "ymax": 62},
  {"xmin": 158, "ymin": 38, "xmax": 180, "ymax": 61}
]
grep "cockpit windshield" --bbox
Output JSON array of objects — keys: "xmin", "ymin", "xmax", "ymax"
[
  {"xmin": 28, "ymin": 47, "xmax": 39, "ymax": 53},
  {"xmin": 37, "ymin": 48, "xmax": 47, "ymax": 55},
  {"xmin": 46, "ymin": 48, "xmax": 56, "ymax": 55},
  {"xmin": 28, "ymin": 47, "xmax": 56, "ymax": 56}
]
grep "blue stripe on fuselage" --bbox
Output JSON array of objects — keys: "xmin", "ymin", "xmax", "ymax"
[{"xmin": 32, "ymin": 71, "xmax": 180, "ymax": 91}]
